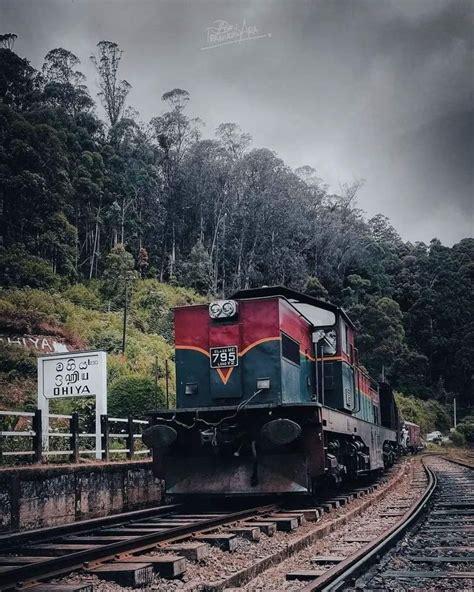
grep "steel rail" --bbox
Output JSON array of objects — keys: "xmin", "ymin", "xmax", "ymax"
[
  {"xmin": 0, "ymin": 503, "xmax": 277, "ymax": 590},
  {"xmin": 0, "ymin": 504, "xmax": 181, "ymax": 549},
  {"xmin": 440, "ymin": 455, "xmax": 474, "ymax": 470},
  {"xmin": 299, "ymin": 458, "xmax": 437, "ymax": 592}
]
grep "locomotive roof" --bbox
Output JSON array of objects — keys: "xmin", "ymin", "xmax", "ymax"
[{"xmin": 230, "ymin": 286, "xmax": 355, "ymax": 329}]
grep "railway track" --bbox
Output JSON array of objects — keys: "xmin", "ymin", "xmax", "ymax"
[
  {"xmin": 0, "ymin": 502, "xmax": 279, "ymax": 590},
  {"xmin": 291, "ymin": 455, "xmax": 473, "ymax": 591},
  {"xmin": 0, "ymin": 464, "xmax": 403, "ymax": 591}
]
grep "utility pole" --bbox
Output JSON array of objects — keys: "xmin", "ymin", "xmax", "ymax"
[
  {"xmin": 154, "ymin": 355, "xmax": 159, "ymax": 403},
  {"xmin": 165, "ymin": 359, "xmax": 170, "ymax": 408},
  {"xmin": 122, "ymin": 284, "xmax": 128, "ymax": 354},
  {"xmin": 453, "ymin": 397, "xmax": 457, "ymax": 429}
]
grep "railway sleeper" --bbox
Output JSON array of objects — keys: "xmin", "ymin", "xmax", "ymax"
[
  {"xmin": 248, "ymin": 516, "xmax": 298, "ymax": 531},
  {"xmin": 227, "ymin": 526, "xmax": 261, "ymax": 541},
  {"xmin": 88, "ymin": 562, "xmax": 154, "ymax": 587},
  {"xmin": 241, "ymin": 521, "xmax": 277, "ymax": 536},
  {"xmin": 410, "ymin": 555, "xmax": 474, "ymax": 562},
  {"xmin": 380, "ymin": 569, "xmax": 474, "ymax": 579},
  {"xmin": 27, "ymin": 585, "xmax": 93, "ymax": 592},
  {"xmin": 194, "ymin": 533, "xmax": 238, "ymax": 551},
  {"xmin": 164, "ymin": 542, "xmax": 209, "ymax": 561},
  {"xmin": 117, "ymin": 554, "xmax": 186, "ymax": 578},
  {"xmin": 286, "ymin": 569, "xmax": 326, "ymax": 580}
]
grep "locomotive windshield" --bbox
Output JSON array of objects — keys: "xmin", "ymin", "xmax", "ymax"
[{"xmin": 289, "ymin": 301, "xmax": 336, "ymax": 327}]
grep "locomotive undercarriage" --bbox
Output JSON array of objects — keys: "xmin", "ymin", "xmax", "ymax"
[{"xmin": 144, "ymin": 403, "xmax": 399, "ymax": 497}]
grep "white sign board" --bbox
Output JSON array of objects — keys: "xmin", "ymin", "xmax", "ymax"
[
  {"xmin": 37, "ymin": 351, "xmax": 107, "ymax": 459},
  {"xmin": 39, "ymin": 352, "xmax": 105, "ymax": 399}
]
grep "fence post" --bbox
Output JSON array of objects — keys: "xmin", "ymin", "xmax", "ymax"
[
  {"xmin": 70, "ymin": 412, "xmax": 79, "ymax": 463},
  {"xmin": 101, "ymin": 414, "xmax": 109, "ymax": 461},
  {"xmin": 0, "ymin": 415, "xmax": 3, "ymax": 466},
  {"xmin": 127, "ymin": 416, "xmax": 135, "ymax": 460},
  {"xmin": 32, "ymin": 409, "xmax": 43, "ymax": 463}
]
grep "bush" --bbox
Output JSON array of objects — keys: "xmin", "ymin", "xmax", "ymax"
[
  {"xmin": 63, "ymin": 283, "xmax": 101, "ymax": 309},
  {"xmin": 108, "ymin": 375, "xmax": 164, "ymax": 417},
  {"xmin": 449, "ymin": 430, "xmax": 466, "ymax": 447},
  {"xmin": 131, "ymin": 279, "xmax": 203, "ymax": 343},
  {"xmin": 457, "ymin": 416, "xmax": 474, "ymax": 442},
  {"xmin": 0, "ymin": 246, "xmax": 60, "ymax": 289},
  {"xmin": 0, "ymin": 343, "xmax": 36, "ymax": 377},
  {"xmin": 395, "ymin": 392, "xmax": 452, "ymax": 435},
  {"xmin": 0, "ymin": 288, "xmax": 69, "ymax": 333}
]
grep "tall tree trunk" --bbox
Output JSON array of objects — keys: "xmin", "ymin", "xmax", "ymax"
[{"xmin": 89, "ymin": 207, "xmax": 101, "ymax": 279}]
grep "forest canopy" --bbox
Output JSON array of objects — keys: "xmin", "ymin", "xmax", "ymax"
[{"xmin": 0, "ymin": 37, "xmax": 472, "ymax": 413}]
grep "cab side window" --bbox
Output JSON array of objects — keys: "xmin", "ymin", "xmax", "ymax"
[{"xmin": 281, "ymin": 332, "xmax": 300, "ymax": 366}]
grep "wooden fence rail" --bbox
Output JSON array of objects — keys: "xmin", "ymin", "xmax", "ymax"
[{"xmin": 0, "ymin": 409, "xmax": 151, "ymax": 465}]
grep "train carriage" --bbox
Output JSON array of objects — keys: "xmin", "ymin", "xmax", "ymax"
[{"xmin": 144, "ymin": 287, "xmax": 401, "ymax": 497}]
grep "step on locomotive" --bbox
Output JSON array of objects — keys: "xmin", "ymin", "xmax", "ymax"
[{"xmin": 143, "ymin": 286, "xmax": 412, "ymax": 496}]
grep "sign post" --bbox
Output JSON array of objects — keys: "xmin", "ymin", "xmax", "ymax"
[{"xmin": 37, "ymin": 351, "xmax": 107, "ymax": 460}]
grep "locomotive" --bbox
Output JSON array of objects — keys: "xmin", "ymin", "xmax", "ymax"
[{"xmin": 143, "ymin": 286, "xmax": 403, "ymax": 497}]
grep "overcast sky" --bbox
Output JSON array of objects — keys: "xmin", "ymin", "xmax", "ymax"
[{"xmin": 2, "ymin": 0, "xmax": 472, "ymax": 245}]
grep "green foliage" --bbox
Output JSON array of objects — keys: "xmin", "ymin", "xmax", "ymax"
[
  {"xmin": 0, "ymin": 280, "xmax": 198, "ymax": 410},
  {"xmin": 62, "ymin": 283, "xmax": 101, "ymax": 309},
  {"xmin": 353, "ymin": 296, "xmax": 405, "ymax": 379},
  {"xmin": 131, "ymin": 279, "xmax": 204, "ymax": 342},
  {"xmin": 108, "ymin": 375, "xmax": 164, "ymax": 417},
  {"xmin": 456, "ymin": 416, "xmax": 474, "ymax": 442},
  {"xmin": 0, "ymin": 246, "xmax": 60, "ymax": 289},
  {"xmin": 449, "ymin": 430, "xmax": 466, "ymax": 447},
  {"xmin": 304, "ymin": 276, "xmax": 329, "ymax": 300},
  {"xmin": 0, "ymin": 343, "xmax": 36, "ymax": 378},
  {"xmin": 102, "ymin": 244, "xmax": 137, "ymax": 306},
  {"xmin": 0, "ymin": 288, "xmax": 67, "ymax": 333},
  {"xmin": 177, "ymin": 241, "xmax": 213, "ymax": 295},
  {"xmin": 395, "ymin": 392, "xmax": 452, "ymax": 435}
]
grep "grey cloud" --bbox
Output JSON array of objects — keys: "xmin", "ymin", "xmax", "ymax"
[{"xmin": 1, "ymin": 0, "xmax": 472, "ymax": 244}]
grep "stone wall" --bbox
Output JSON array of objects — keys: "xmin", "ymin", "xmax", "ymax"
[{"xmin": 0, "ymin": 460, "xmax": 162, "ymax": 532}]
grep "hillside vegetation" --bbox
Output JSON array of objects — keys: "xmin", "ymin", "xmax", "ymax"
[
  {"xmin": 0, "ymin": 281, "xmax": 203, "ymax": 415},
  {"xmin": 0, "ymin": 36, "xmax": 472, "ymax": 420}
]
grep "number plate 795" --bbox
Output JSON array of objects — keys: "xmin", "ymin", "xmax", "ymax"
[{"xmin": 210, "ymin": 346, "xmax": 239, "ymax": 368}]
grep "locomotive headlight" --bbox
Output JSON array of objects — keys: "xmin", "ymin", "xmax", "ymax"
[
  {"xmin": 209, "ymin": 300, "xmax": 238, "ymax": 319},
  {"xmin": 209, "ymin": 302, "xmax": 222, "ymax": 318},
  {"xmin": 222, "ymin": 300, "xmax": 236, "ymax": 317}
]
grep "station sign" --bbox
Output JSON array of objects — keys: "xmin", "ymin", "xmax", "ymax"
[
  {"xmin": 37, "ymin": 350, "xmax": 107, "ymax": 459},
  {"xmin": 39, "ymin": 351, "xmax": 106, "ymax": 399}
]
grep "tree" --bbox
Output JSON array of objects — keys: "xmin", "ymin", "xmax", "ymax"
[
  {"xmin": 0, "ymin": 34, "xmax": 17, "ymax": 50},
  {"xmin": 138, "ymin": 247, "xmax": 149, "ymax": 278},
  {"xmin": 150, "ymin": 88, "xmax": 202, "ymax": 279},
  {"xmin": 0, "ymin": 46, "xmax": 36, "ymax": 108},
  {"xmin": 216, "ymin": 122, "xmax": 252, "ymax": 159},
  {"xmin": 90, "ymin": 41, "xmax": 131, "ymax": 126},
  {"xmin": 304, "ymin": 276, "xmax": 329, "ymax": 300},
  {"xmin": 42, "ymin": 48, "xmax": 93, "ymax": 115},
  {"xmin": 355, "ymin": 297, "xmax": 405, "ymax": 379},
  {"xmin": 102, "ymin": 244, "xmax": 137, "ymax": 305},
  {"xmin": 177, "ymin": 241, "xmax": 213, "ymax": 295}
]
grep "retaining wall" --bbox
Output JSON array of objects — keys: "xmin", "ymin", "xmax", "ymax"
[{"xmin": 0, "ymin": 460, "xmax": 162, "ymax": 533}]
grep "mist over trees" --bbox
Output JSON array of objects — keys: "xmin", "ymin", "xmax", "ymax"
[{"xmin": 0, "ymin": 38, "xmax": 472, "ymax": 412}]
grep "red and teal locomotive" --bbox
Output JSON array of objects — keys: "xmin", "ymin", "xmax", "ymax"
[{"xmin": 144, "ymin": 286, "xmax": 401, "ymax": 496}]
